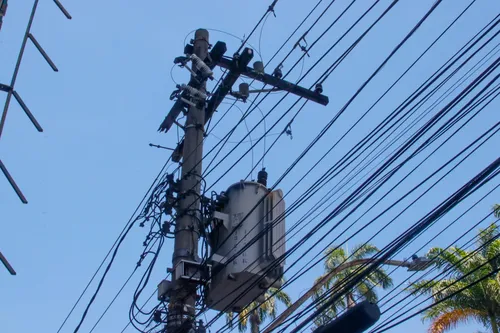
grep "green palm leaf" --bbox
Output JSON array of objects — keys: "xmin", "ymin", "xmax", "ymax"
[
  {"xmin": 225, "ymin": 279, "xmax": 291, "ymax": 332},
  {"xmin": 409, "ymin": 217, "xmax": 500, "ymax": 333},
  {"xmin": 311, "ymin": 243, "xmax": 393, "ymax": 329}
]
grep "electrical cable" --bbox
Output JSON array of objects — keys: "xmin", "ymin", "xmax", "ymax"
[
  {"xmin": 119, "ymin": 1, "xmax": 498, "ymax": 330},
  {"xmin": 197, "ymin": 0, "xmax": 365, "ymax": 187},
  {"xmin": 373, "ymin": 235, "xmax": 500, "ymax": 333},
  {"xmin": 88, "ymin": 235, "xmax": 163, "ymax": 332},
  {"xmin": 263, "ymin": 106, "xmax": 500, "ymax": 332},
  {"xmin": 215, "ymin": 60, "xmax": 500, "ymax": 333},
  {"xmin": 202, "ymin": 0, "xmax": 380, "ymax": 182},
  {"xmin": 289, "ymin": 158, "xmax": 500, "ymax": 332},
  {"xmin": 198, "ymin": 14, "xmax": 492, "ymax": 330},
  {"xmin": 369, "ymin": 211, "xmax": 500, "ymax": 332},
  {"xmin": 55, "ymin": 158, "xmax": 174, "ymax": 333},
  {"xmin": 303, "ymin": 159, "xmax": 500, "ymax": 330},
  {"xmin": 276, "ymin": 63, "xmax": 500, "ymax": 328},
  {"xmin": 206, "ymin": 16, "xmax": 496, "ymax": 333},
  {"xmin": 307, "ymin": 219, "xmax": 499, "ymax": 333},
  {"xmin": 78, "ymin": 0, "xmax": 325, "ymax": 330},
  {"xmin": 213, "ymin": 32, "xmax": 500, "ymax": 330},
  {"xmin": 304, "ymin": 169, "xmax": 500, "ymax": 330},
  {"xmin": 203, "ymin": 0, "xmax": 447, "ymax": 300}
]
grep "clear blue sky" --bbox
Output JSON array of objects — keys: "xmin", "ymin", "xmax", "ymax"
[{"xmin": 1, "ymin": 1, "xmax": 499, "ymax": 333}]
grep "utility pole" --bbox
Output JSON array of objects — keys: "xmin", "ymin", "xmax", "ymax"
[
  {"xmin": 158, "ymin": 27, "xmax": 329, "ymax": 333},
  {"xmin": 167, "ymin": 29, "xmax": 209, "ymax": 333}
]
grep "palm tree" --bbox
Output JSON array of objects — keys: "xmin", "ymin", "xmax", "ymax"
[
  {"xmin": 226, "ymin": 285, "xmax": 291, "ymax": 333},
  {"xmin": 408, "ymin": 220, "xmax": 500, "ymax": 333},
  {"xmin": 312, "ymin": 244, "xmax": 393, "ymax": 327}
]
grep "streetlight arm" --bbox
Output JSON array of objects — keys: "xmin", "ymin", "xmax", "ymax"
[{"xmin": 263, "ymin": 259, "xmax": 409, "ymax": 332}]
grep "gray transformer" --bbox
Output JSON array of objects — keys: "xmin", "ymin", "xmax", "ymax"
[{"xmin": 206, "ymin": 181, "xmax": 286, "ymax": 312}]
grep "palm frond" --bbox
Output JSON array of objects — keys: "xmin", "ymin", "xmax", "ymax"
[
  {"xmin": 324, "ymin": 246, "xmax": 347, "ymax": 270},
  {"xmin": 428, "ymin": 308, "xmax": 486, "ymax": 333},
  {"xmin": 427, "ymin": 247, "xmax": 473, "ymax": 276},
  {"xmin": 479, "ymin": 223, "xmax": 499, "ymax": 248},
  {"xmin": 271, "ymin": 288, "xmax": 292, "ymax": 307},
  {"xmin": 238, "ymin": 306, "xmax": 250, "ymax": 332},
  {"xmin": 231, "ymin": 280, "xmax": 292, "ymax": 332},
  {"xmin": 226, "ymin": 312, "xmax": 234, "ymax": 328},
  {"xmin": 350, "ymin": 243, "xmax": 380, "ymax": 260},
  {"xmin": 357, "ymin": 282, "xmax": 378, "ymax": 303},
  {"xmin": 407, "ymin": 220, "xmax": 500, "ymax": 333},
  {"xmin": 493, "ymin": 204, "xmax": 500, "ymax": 219},
  {"xmin": 369, "ymin": 268, "xmax": 394, "ymax": 289},
  {"xmin": 485, "ymin": 239, "xmax": 500, "ymax": 270},
  {"xmin": 407, "ymin": 279, "xmax": 439, "ymax": 296},
  {"xmin": 312, "ymin": 242, "xmax": 393, "ymax": 330}
]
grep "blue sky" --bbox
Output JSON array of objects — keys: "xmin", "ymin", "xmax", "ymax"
[{"xmin": 1, "ymin": 1, "xmax": 499, "ymax": 333}]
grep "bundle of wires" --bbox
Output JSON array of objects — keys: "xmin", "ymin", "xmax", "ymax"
[{"xmin": 58, "ymin": 0, "xmax": 500, "ymax": 332}]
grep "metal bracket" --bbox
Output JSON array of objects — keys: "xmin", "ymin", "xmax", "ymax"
[
  {"xmin": 169, "ymin": 44, "xmax": 329, "ymax": 162},
  {"xmin": 216, "ymin": 56, "xmax": 327, "ymax": 105},
  {"xmin": 175, "ymin": 259, "xmax": 211, "ymax": 284},
  {"xmin": 158, "ymin": 279, "xmax": 173, "ymax": 301},
  {"xmin": 158, "ymin": 41, "xmax": 227, "ymax": 134},
  {"xmin": 213, "ymin": 211, "xmax": 230, "ymax": 230},
  {"xmin": 0, "ymin": 159, "xmax": 27, "ymax": 204},
  {"xmin": 0, "ymin": 84, "xmax": 42, "ymax": 132},
  {"xmin": 28, "ymin": 33, "xmax": 58, "ymax": 72},
  {"xmin": 0, "ymin": 251, "xmax": 16, "ymax": 275},
  {"xmin": 148, "ymin": 143, "xmax": 174, "ymax": 151},
  {"xmin": 170, "ymin": 47, "xmax": 254, "ymax": 162}
]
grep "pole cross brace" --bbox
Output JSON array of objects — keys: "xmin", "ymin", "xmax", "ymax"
[
  {"xmin": 217, "ymin": 56, "xmax": 327, "ymax": 105},
  {"xmin": 169, "ymin": 44, "xmax": 329, "ymax": 162}
]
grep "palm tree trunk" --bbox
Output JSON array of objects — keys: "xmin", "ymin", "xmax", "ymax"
[
  {"xmin": 250, "ymin": 311, "xmax": 261, "ymax": 333},
  {"xmin": 490, "ymin": 313, "xmax": 499, "ymax": 333},
  {"xmin": 346, "ymin": 293, "xmax": 355, "ymax": 308}
]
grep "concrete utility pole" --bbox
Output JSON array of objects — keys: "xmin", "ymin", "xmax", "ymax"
[
  {"xmin": 158, "ymin": 27, "xmax": 329, "ymax": 332},
  {"xmin": 168, "ymin": 29, "xmax": 209, "ymax": 332},
  {"xmin": 264, "ymin": 256, "xmax": 432, "ymax": 332}
]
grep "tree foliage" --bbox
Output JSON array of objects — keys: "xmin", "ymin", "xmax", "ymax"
[
  {"xmin": 409, "ymin": 213, "xmax": 500, "ymax": 333},
  {"xmin": 312, "ymin": 243, "xmax": 393, "ymax": 328},
  {"xmin": 226, "ymin": 284, "xmax": 291, "ymax": 332}
]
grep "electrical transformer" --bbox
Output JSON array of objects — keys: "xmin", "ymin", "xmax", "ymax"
[{"xmin": 206, "ymin": 177, "xmax": 286, "ymax": 312}]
